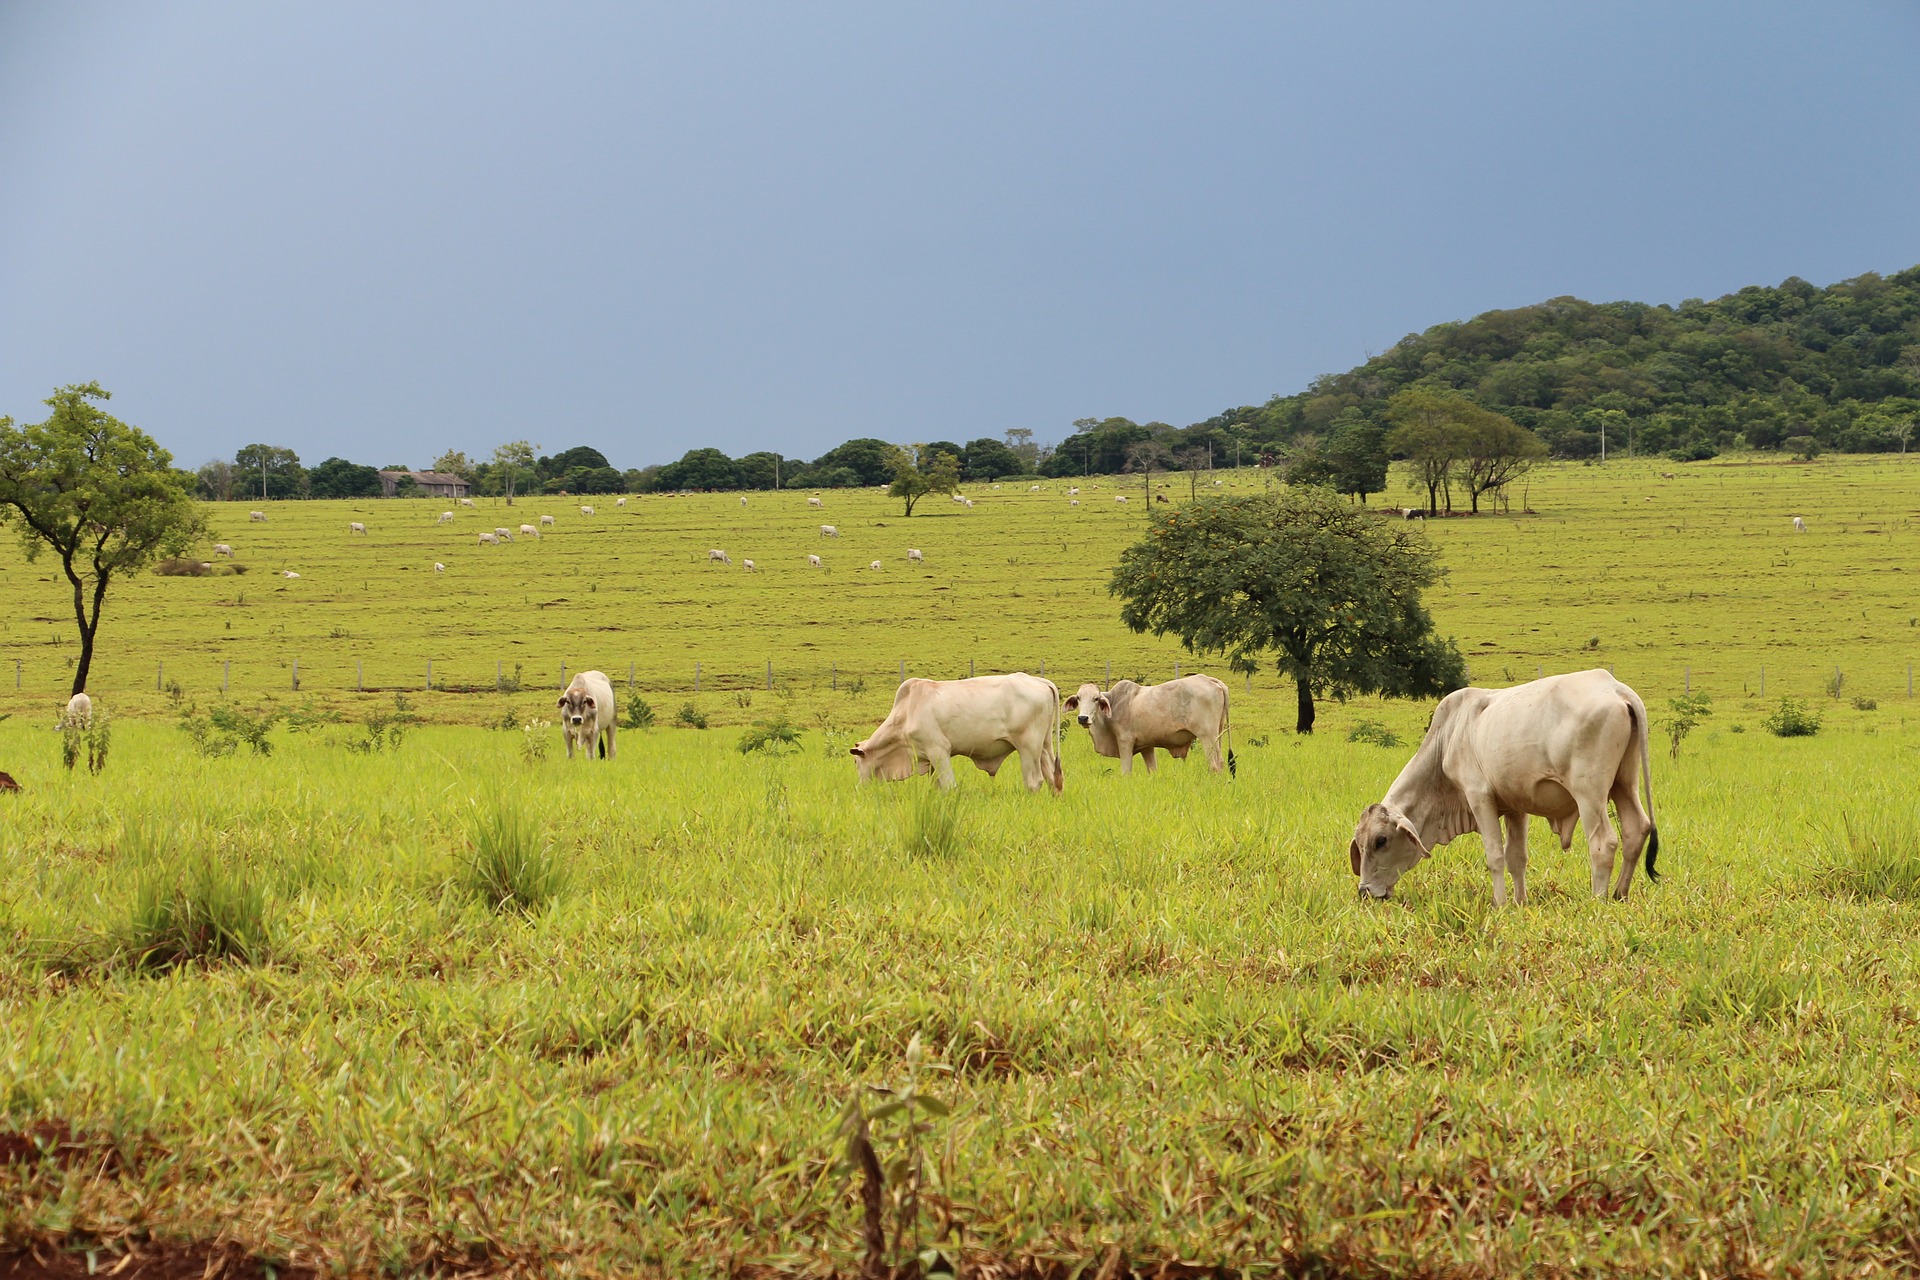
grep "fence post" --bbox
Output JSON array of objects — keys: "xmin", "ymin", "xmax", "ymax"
[
  {"xmin": 426, "ymin": 660, "xmax": 432, "ymax": 691},
  {"xmin": 292, "ymin": 658, "xmax": 299, "ymax": 691},
  {"xmin": 560, "ymin": 661, "xmax": 567, "ymax": 690},
  {"xmin": 223, "ymin": 660, "xmax": 229, "ymax": 694},
  {"xmin": 831, "ymin": 663, "xmax": 836, "ymax": 691},
  {"xmin": 1760, "ymin": 665, "xmax": 1765, "ymax": 697},
  {"xmin": 157, "ymin": 663, "xmax": 162, "ymax": 692},
  {"xmin": 765, "ymin": 659, "xmax": 772, "ymax": 691},
  {"xmin": 13, "ymin": 659, "xmax": 19, "ymax": 690},
  {"xmin": 969, "ymin": 659, "xmax": 974, "ymax": 679},
  {"xmin": 1106, "ymin": 660, "xmax": 1111, "ymax": 684},
  {"xmin": 899, "ymin": 658, "xmax": 905, "ymax": 683},
  {"xmin": 357, "ymin": 660, "xmax": 363, "ymax": 692},
  {"xmin": 1040, "ymin": 659, "xmax": 1045, "ymax": 677},
  {"xmin": 628, "ymin": 662, "xmax": 634, "ymax": 691},
  {"xmin": 1684, "ymin": 665, "xmax": 1690, "ymax": 693},
  {"xmin": 695, "ymin": 662, "xmax": 700, "ymax": 693},
  {"xmin": 1174, "ymin": 662, "xmax": 1180, "ymax": 680},
  {"xmin": 1909, "ymin": 662, "xmax": 1913, "ymax": 698},
  {"xmin": 1537, "ymin": 664, "xmax": 1543, "ymax": 680},
  {"xmin": 1835, "ymin": 665, "xmax": 1842, "ymax": 697}
]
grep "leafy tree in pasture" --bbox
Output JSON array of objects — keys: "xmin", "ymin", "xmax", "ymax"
[
  {"xmin": 431, "ymin": 449, "xmax": 477, "ymax": 479},
  {"xmin": 735, "ymin": 451, "xmax": 786, "ymax": 490},
  {"xmin": 961, "ymin": 437, "xmax": 1021, "ymax": 481},
  {"xmin": 1110, "ymin": 488, "xmax": 1465, "ymax": 734},
  {"xmin": 656, "ymin": 447, "xmax": 740, "ymax": 491},
  {"xmin": 1384, "ymin": 389, "xmax": 1472, "ymax": 514},
  {"xmin": 0, "ymin": 384, "xmax": 209, "ymax": 696},
  {"xmin": 196, "ymin": 458, "xmax": 235, "ymax": 502},
  {"xmin": 1174, "ymin": 445, "xmax": 1212, "ymax": 497},
  {"xmin": 1003, "ymin": 427, "xmax": 1038, "ymax": 470},
  {"xmin": 1457, "ymin": 412, "xmax": 1546, "ymax": 512},
  {"xmin": 233, "ymin": 443, "xmax": 305, "ymax": 499},
  {"xmin": 888, "ymin": 444, "xmax": 961, "ymax": 516},
  {"xmin": 812, "ymin": 437, "xmax": 895, "ymax": 487},
  {"xmin": 307, "ymin": 457, "xmax": 385, "ymax": 499},
  {"xmin": 489, "ymin": 440, "xmax": 537, "ymax": 502}
]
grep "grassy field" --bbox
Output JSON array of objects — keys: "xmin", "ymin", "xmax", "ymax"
[{"xmin": 2, "ymin": 456, "xmax": 1920, "ymax": 1276}]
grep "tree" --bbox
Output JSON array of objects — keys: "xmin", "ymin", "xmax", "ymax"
[
  {"xmin": 196, "ymin": 459, "xmax": 235, "ymax": 502},
  {"xmin": 1109, "ymin": 488, "xmax": 1465, "ymax": 734},
  {"xmin": 656, "ymin": 447, "xmax": 740, "ymax": 491},
  {"xmin": 888, "ymin": 444, "xmax": 961, "ymax": 516},
  {"xmin": 1457, "ymin": 413, "xmax": 1546, "ymax": 512},
  {"xmin": 1004, "ymin": 427, "xmax": 1038, "ymax": 470},
  {"xmin": 735, "ymin": 451, "xmax": 785, "ymax": 490},
  {"xmin": 812, "ymin": 438, "xmax": 896, "ymax": 487},
  {"xmin": 233, "ymin": 444, "xmax": 305, "ymax": 500},
  {"xmin": 431, "ymin": 450, "xmax": 477, "ymax": 479},
  {"xmin": 1174, "ymin": 445, "xmax": 1211, "ymax": 498},
  {"xmin": 1321, "ymin": 415, "xmax": 1389, "ymax": 503},
  {"xmin": 308, "ymin": 456, "xmax": 385, "ymax": 499},
  {"xmin": 1384, "ymin": 390, "xmax": 1471, "ymax": 514},
  {"xmin": 0, "ymin": 384, "xmax": 208, "ymax": 696},
  {"xmin": 489, "ymin": 440, "xmax": 537, "ymax": 502},
  {"xmin": 1125, "ymin": 440, "xmax": 1171, "ymax": 503},
  {"xmin": 961, "ymin": 437, "xmax": 1020, "ymax": 481}
]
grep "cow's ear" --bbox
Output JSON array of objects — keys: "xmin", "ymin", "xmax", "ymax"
[
  {"xmin": 1096, "ymin": 695, "xmax": 1112, "ymax": 714},
  {"xmin": 556, "ymin": 696, "xmax": 567, "ymax": 710},
  {"xmin": 1349, "ymin": 838, "xmax": 1362, "ymax": 876},
  {"xmin": 583, "ymin": 697, "xmax": 596, "ymax": 711},
  {"xmin": 1063, "ymin": 695, "xmax": 1079, "ymax": 712},
  {"xmin": 1395, "ymin": 817, "xmax": 1429, "ymax": 855},
  {"xmin": 849, "ymin": 746, "xmax": 866, "ymax": 757}
]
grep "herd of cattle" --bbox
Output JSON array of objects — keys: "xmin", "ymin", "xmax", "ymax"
[{"xmin": 550, "ymin": 663, "xmax": 1658, "ymax": 908}]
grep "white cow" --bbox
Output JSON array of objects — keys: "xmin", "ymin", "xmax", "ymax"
[
  {"xmin": 869, "ymin": 560, "xmax": 882, "ymax": 571},
  {"xmin": 1029, "ymin": 484, "xmax": 1040, "ymax": 491},
  {"xmin": 494, "ymin": 527, "xmax": 514, "ymax": 542},
  {"xmin": 1070, "ymin": 499, "xmax": 1080, "ymax": 506},
  {"xmin": 743, "ymin": 559, "xmax": 756, "ymax": 572},
  {"xmin": 540, "ymin": 514, "xmax": 555, "ymax": 527},
  {"xmin": 616, "ymin": 497, "xmax": 627, "ymax": 507},
  {"xmin": 213, "ymin": 544, "xmax": 233, "ymax": 557},
  {"xmin": 852, "ymin": 673, "xmax": 1064, "ymax": 793},
  {"xmin": 437, "ymin": 511, "xmax": 454, "ymax": 524},
  {"xmin": 740, "ymin": 496, "xmax": 748, "ymax": 507},
  {"xmin": 479, "ymin": 532, "xmax": 498, "ymax": 545},
  {"xmin": 1350, "ymin": 669, "xmax": 1659, "ymax": 906},
  {"xmin": 460, "ymin": 497, "xmax": 477, "ymax": 508},
  {"xmin": 809, "ymin": 496, "xmax": 824, "ymax": 508},
  {"xmin": 348, "ymin": 522, "xmax": 367, "ymax": 535},
  {"xmin": 1069, "ymin": 487, "xmax": 1080, "ymax": 495},
  {"xmin": 248, "ymin": 511, "xmax": 267, "ymax": 522},
  {"xmin": 520, "ymin": 524, "xmax": 539, "ymax": 538},
  {"xmin": 579, "ymin": 505, "xmax": 595, "ymax": 517},
  {"xmin": 282, "ymin": 570, "xmax": 301, "ymax": 579},
  {"xmin": 907, "ymin": 548, "xmax": 924, "ymax": 562},
  {"xmin": 434, "ymin": 562, "xmax": 446, "ymax": 573},
  {"xmin": 820, "ymin": 525, "xmax": 839, "ymax": 539},
  {"xmin": 963, "ymin": 498, "xmax": 975, "ymax": 508},
  {"xmin": 557, "ymin": 670, "xmax": 617, "ymax": 760},
  {"xmin": 1793, "ymin": 516, "xmax": 1806, "ymax": 532},
  {"xmin": 62, "ymin": 692, "xmax": 93, "ymax": 729},
  {"xmin": 1115, "ymin": 494, "xmax": 1129, "ymax": 503},
  {"xmin": 1065, "ymin": 676, "xmax": 1230, "ymax": 776},
  {"xmin": 708, "ymin": 549, "xmax": 731, "ymax": 564},
  {"xmin": 807, "ymin": 554, "xmax": 822, "ymax": 567}
]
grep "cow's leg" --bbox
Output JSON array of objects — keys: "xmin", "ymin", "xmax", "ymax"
[
  {"xmin": 1116, "ymin": 736, "xmax": 1134, "ymax": 775},
  {"xmin": 1140, "ymin": 746, "xmax": 1158, "ymax": 773},
  {"xmin": 1471, "ymin": 798, "xmax": 1509, "ymax": 906},
  {"xmin": 926, "ymin": 746, "xmax": 958, "ymax": 790},
  {"xmin": 1579, "ymin": 792, "xmax": 1620, "ymax": 898},
  {"xmin": 1202, "ymin": 732, "xmax": 1224, "ymax": 773},
  {"xmin": 604, "ymin": 721, "xmax": 616, "ymax": 761},
  {"xmin": 1502, "ymin": 812, "xmax": 1529, "ymax": 906},
  {"xmin": 1610, "ymin": 782, "xmax": 1652, "ymax": 900},
  {"xmin": 565, "ymin": 732, "xmax": 576, "ymax": 760}
]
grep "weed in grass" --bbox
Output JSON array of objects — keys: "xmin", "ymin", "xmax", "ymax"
[
  {"xmin": 118, "ymin": 824, "xmax": 270, "ymax": 971},
  {"xmin": 1666, "ymin": 692, "xmax": 1712, "ymax": 758},
  {"xmin": 1763, "ymin": 696, "xmax": 1822, "ymax": 737},
  {"xmin": 738, "ymin": 715, "xmax": 802, "ymax": 755},
  {"xmin": 1811, "ymin": 809, "xmax": 1920, "ymax": 901},
  {"xmin": 902, "ymin": 787, "xmax": 964, "ymax": 860},
  {"xmin": 621, "ymin": 696, "xmax": 656, "ymax": 730},
  {"xmin": 520, "ymin": 717, "xmax": 552, "ymax": 762},
  {"xmin": 677, "ymin": 702, "xmax": 709, "ymax": 729},
  {"xmin": 1346, "ymin": 719, "xmax": 1401, "ymax": 747},
  {"xmin": 1852, "ymin": 694, "xmax": 1878, "ymax": 711},
  {"xmin": 462, "ymin": 802, "xmax": 564, "ymax": 915},
  {"xmin": 833, "ymin": 1033, "xmax": 954, "ymax": 1280}
]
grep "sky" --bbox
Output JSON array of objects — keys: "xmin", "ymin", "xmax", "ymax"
[{"xmin": 2, "ymin": 2, "xmax": 1917, "ymax": 472}]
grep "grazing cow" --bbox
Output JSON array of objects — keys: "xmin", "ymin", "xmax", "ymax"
[
  {"xmin": 580, "ymin": 505, "xmax": 595, "ymax": 517},
  {"xmin": 870, "ymin": 559, "xmax": 882, "ymax": 571},
  {"xmin": 460, "ymin": 497, "xmax": 477, "ymax": 508},
  {"xmin": 494, "ymin": 527, "xmax": 515, "ymax": 542},
  {"xmin": 852, "ymin": 673, "xmax": 1064, "ymax": 793},
  {"xmin": 708, "ymin": 549, "xmax": 731, "ymax": 564},
  {"xmin": 199, "ymin": 562, "xmax": 213, "ymax": 572},
  {"xmin": 282, "ymin": 570, "xmax": 301, "ymax": 579},
  {"xmin": 1070, "ymin": 499, "xmax": 1080, "ymax": 506},
  {"xmin": 1659, "ymin": 472, "xmax": 1676, "ymax": 480},
  {"xmin": 1403, "ymin": 508, "xmax": 1428, "ymax": 520},
  {"xmin": 349, "ymin": 521, "xmax": 367, "ymax": 535},
  {"xmin": 952, "ymin": 493, "xmax": 966, "ymax": 504},
  {"xmin": 820, "ymin": 525, "xmax": 839, "ymax": 538},
  {"xmin": 807, "ymin": 554, "xmax": 822, "ymax": 567},
  {"xmin": 520, "ymin": 524, "xmax": 539, "ymax": 538},
  {"xmin": 1793, "ymin": 516, "xmax": 1806, "ymax": 532},
  {"xmin": 540, "ymin": 514, "xmax": 555, "ymax": 526},
  {"xmin": 616, "ymin": 497, "xmax": 627, "ymax": 507},
  {"xmin": 213, "ymin": 544, "xmax": 233, "ymax": 557},
  {"xmin": 1069, "ymin": 487, "xmax": 1080, "ymax": 495},
  {"xmin": 479, "ymin": 532, "xmax": 497, "ymax": 545},
  {"xmin": 63, "ymin": 692, "xmax": 93, "ymax": 729},
  {"xmin": 808, "ymin": 496, "xmax": 824, "ymax": 507},
  {"xmin": 0, "ymin": 771, "xmax": 19, "ymax": 793},
  {"xmin": 1115, "ymin": 494, "xmax": 1129, "ymax": 503},
  {"xmin": 248, "ymin": 511, "xmax": 267, "ymax": 522},
  {"xmin": 740, "ymin": 496, "xmax": 748, "ymax": 507},
  {"xmin": 434, "ymin": 562, "xmax": 446, "ymax": 573},
  {"xmin": 1065, "ymin": 676, "xmax": 1230, "ymax": 776},
  {"xmin": 556, "ymin": 670, "xmax": 617, "ymax": 760},
  {"xmin": 907, "ymin": 548, "xmax": 924, "ymax": 562},
  {"xmin": 437, "ymin": 511, "xmax": 454, "ymax": 524},
  {"xmin": 1154, "ymin": 494, "xmax": 1168, "ymax": 504},
  {"xmin": 1350, "ymin": 669, "xmax": 1659, "ymax": 907},
  {"xmin": 963, "ymin": 498, "xmax": 975, "ymax": 508},
  {"xmin": 1029, "ymin": 484, "xmax": 1040, "ymax": 491},
  {"xmin": 743, "ymin": 559, "xmax": 756, "ymax": 572}
]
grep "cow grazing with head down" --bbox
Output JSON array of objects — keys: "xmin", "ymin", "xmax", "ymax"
[
  {"xmin": 708, "ymin": 549, "xmax": 731, "ymax": 565},
  {"xmin": 807, "ymin": 554, "xmax": 822, "ymax": 567},
  {"xmin": 852, "ymin": 673, "xmax": 1063, "ymax": 793},
  {"xmin": 213, "ymin": 544, "xmax": 233, "ymax": 557},
  {"xmin": 1065, "ymin": 675, "xmax": 1231, "ymax": 776},
  {"xmin": 63, "ymin": 692, "xmax": 93, "ymax": 730},
  {"xmin": 557, "ymin": 670, "xmax": 617, "ymax": 760},
  {"xmin": 1350, "ymin": 669, "xmax": 1659, "ymax": 906}
]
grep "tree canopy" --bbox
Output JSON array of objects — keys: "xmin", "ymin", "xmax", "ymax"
[
  {"xmin": 1109, "ymin": 487, "xmax": 1466, "ymax": 733},
  {"xmin": 888, "ymin": 444, "xmax": 961, "ymax": 516},
  {"xmin": 0, "ymin": 384, "xmax": 208, "ymax": 695}
]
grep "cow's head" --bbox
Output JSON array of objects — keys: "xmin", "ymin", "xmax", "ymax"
[
  {"xmin": 849, "ymin": 735, "xmax": 922, "ymax": 783},
  {"xmin": 557, "ymin": 687, "xmax": 597, "ymax": 731},
  {"xmin": 1062, "ymin": 683, "xmax": 1109, "ymax": 730},
  {"xmin": 1349, "ymin": 802, "xmax": 1428, "ymax": 900}
]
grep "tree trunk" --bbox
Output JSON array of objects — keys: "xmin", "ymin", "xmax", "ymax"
[
  {"xmin": 69, "ymin": 571, "xmax": 104, "ymax": 698},
  {"xmin": 1426, "ymin": 480, "xmax": 1438, "ymax": 515},
  {"xmin": 1295, "ymin": 677, "xmax": 1315, "ymax": 734}
]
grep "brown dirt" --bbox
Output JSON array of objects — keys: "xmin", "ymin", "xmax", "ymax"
[
  {"xmin": 0, "ymin": 1242, "xmax": 317, "ymax": 1280},
  {"xmin": 0, "ymin": 1122, "xmax": 129, "ymax": 1176}
]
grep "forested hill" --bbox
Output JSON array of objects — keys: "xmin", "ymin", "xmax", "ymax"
[{"xmin": 1188, "ymin": 266, "xmax": 1920, "ymax": 462}]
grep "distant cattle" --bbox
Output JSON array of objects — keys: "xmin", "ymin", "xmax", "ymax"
[
  {"xmin": 282, "ymin": 570, "xmax": 301, "ymax": 579},
  {"xmin": 952, "ymin": 494, "xmax": 966, "ymax": 504},
  {"xmin": 907, "ymin": 548, "xmax": 923, "ymax": 562},
  {"xmin": 1069, "ymin": 487, "xmax": 1080, "ymax": 495},
  {"xmin": 708, "ymin": 549, "xmax": 731, "ymax": 564},
  {"xmin": 1065, "ymin": 676, "xmax": 1230, "ymax": 776},
  {"xmin": 1115, "ymin": 495, "xmax": 1129, "ymax": 503},
  {"xmin": 557, "ymin": 670, "xmax": 617, "ymax": 760},
  {"xmin": 740, "ymin": 496, "xmax": 748, "ymax": 507},
  {"xmin": 616, "ymin": 497, "xmax": 627, "ymax": 507},
  {"xmin": 963, "ymin": 498, "xmax": 975, "ymax": 508},
  {"xmin": 434, "ymin": 562, "xmax": 446, "ymax": 573},
  {"xmin": 1070, "ymin": 499, "xmax": 1079, "ymax": 506},
  {"xmin": 1154, "ymin": 494, "xmax": 1168, "ymax": 504},
  {"xmin": 479, "ymin": 532, "xmax": 497, "ymax": 545},
  {"xmin": 494, "ymin": 527, "xmax": 514, "ymax": 542},
  {"xmin": 248, "ymin": 511, "xmax": 267, "ymax": 522},
  {"xmin": 820, "ymin": 525, "xmax": 839, "ymax": 538},
  {"xmin": 520, "ymin": 524, "xmax": 539, "ymax": 538},
  {"xmin": 852, "ymin": 673, "xmax": 1063, "ymax": 793},
  {"xmin": 579, "ymin": 505, "xmax": 594, "ymax": 517},
  {"xmin": 807, "ymin": 554, "xmax": 822, "ymax": 567},
  {"xmin": 540, "ymin": 514, "xmax": 555, "ymax": 527},
  {"xmin": 213, "ymin": 544, "xmax": 233, "ymax": 557},
  {"xmin": 437, "ymin": 511, "xmax": 454, "ymax": 524},
  {"xmin": 870, "ymin": 560, "xmax": 882, "ymax": 571},
  {"xmin": 1793, "ymin": 516, "xmax": 1806, "ymax": 532},
  {"xmin": 1403, "ymin": 508, "xmax": 1428, "ymax": 520},
  {"xmin": 1350, "ymin": 669, "xmax": 1658, "ymax": 906},
  {"xmin": 1030, "ymin": 484, "xmax": 1040, "ymax": 491},
  {"xmin": 743, "ymin": 559, "xmax": 756, "ymax": 572},
  {"xmin": 1660, "ymin": 472, "xmax": 1676, "ymax": 480},
  {"xmin": 348, "ymin": 522, "xmax": 367, "ymax": 535},
  {"xmin": 808, "ymin": 496, "xmax": 824, "ymax": 508},
  {"xmin": 63, "ymin": 692, "xmax": 93, "ymax": 730},
  {"xmin": 460, "ymin": 497, "xmax": 477, "ymax": 508}
]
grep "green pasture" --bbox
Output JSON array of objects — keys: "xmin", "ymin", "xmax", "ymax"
[{"xmin": 1, "ymin": 455, "xmax": 1919, "ymax": 1275}]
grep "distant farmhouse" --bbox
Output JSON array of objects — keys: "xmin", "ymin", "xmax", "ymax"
[{"xmin": 378, "ymin": 469, "xmax": 470, "ymax": 499}]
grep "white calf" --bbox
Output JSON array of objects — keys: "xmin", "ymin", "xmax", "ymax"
[
  {"xmin": 807, "ymin": 554, "xmax": 822, "ymax": 567},
  {"xmin": 348, "ymin": 522, "xmax": 367, "ymax": 535},
  {"xmin": 437, "ymin": 511, "xmax": 454, "ymax": 524},
  {"xmin": 434, "ymin": 562, "xmax": 446, "ymax": 573},
  {"xmin": 63, "ymin": 692, "xmax": 93, "ymax": 729},
  {"xmin": 808, "ymin": 496, "xmax": 824, "ymax": 507},
  {"xmin": 820, "ymin": 525, "xmax": 839, "ymax": 538},
  {"xmin": 282, "ymin": 570, "xmax": 300, "ymax": 579},
  {"xmin": 1793, "ymin": 516, "xmax": 1806, "ymax": 532},
  {"xmin": 616, "ymin": 497, "xmax": 627, "ymax": 507},
  {"xmin": 963, "ymin": 498, "xmax": 974, "ymax": 508},
  {"xmin": 743, "ymin": 559, "xmax": 756, "ymax": 572},
  {"xmin": 249, "ymin": 511, "xmax": 267, "ymax": 522},
  {"xmin": 908, "ymin": 548, "xmax": 923, "ymax": 562},
  {"xmin": 708, "ymin": 549, "xmax": 731, "ymax": 565},
  {"xmin": 213, "ymin": 544, "xmax": 233, "ymax": 557},
  {"xmin": 540, "ymin": 514, "xmax": 555, "ymax": 527},
  {"xmin": 870, "ymin": 560, "xmax": 882, "ymax": 571},
  {"xmin": 740, "ymin": 496, "xmax": 748, "ymax": 507}
]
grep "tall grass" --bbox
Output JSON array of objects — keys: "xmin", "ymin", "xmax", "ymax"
[
  {"xmin": 901, "ymin": 786, "xmax": 965, "ymax": 860},
  {"xmin": 1811, "ymin": 803, "xmax": 1920, "ymax": 901},
  {"xmin": 116, "ymin": 819, "xmax": 271, "ymax": 970},
  {"xmin": 461, "ymin": 799, "xmax": 565, "ymax": 914}
]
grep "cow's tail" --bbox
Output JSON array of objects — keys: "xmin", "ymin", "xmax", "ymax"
[
  {"xmin": 1223, "ymin": 684, "xmax": 1236, "ymax": 781},
  {"xmin": 1048, "ymin": 679, "xmax": 1065, "ymax": 794},
  {"xmin": 598, "ymin": 728, "xmax": 608, "ymax": 761},
  {"xmin": 1631, "ymin": 698, "xmax": 1659, "ymax": 883}
]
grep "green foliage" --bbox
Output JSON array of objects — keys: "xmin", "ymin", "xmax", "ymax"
[
  {"xmin": 306, "ymin": 456, "xmax": 384, "ymax": 499},
  {"xmin": 833, "ymin": 1033, "xmax": 954, "ymax": 1279},
  {"xmin": 676, "ymin": 702, "xmax": 709, "ymax": 730},
  {"xmin": 232, "ymin": 443, "xmax": 306, "ymax": 499},
  {"xmin": 178, "ymin": 703, "xmax": 282, "ymax": 757},
  {"xmin": 1346, "ymin": 719, "xmax": 1402, "ymax": 748},
  {"xmin": 0, "ymin": 383, "xmax": 209, "ymax": 696},
  {"xmin": 461, "ymin": 802, "xmax": 564, "ymax": 916},
  {"xmin": 902, "ymin": 787, "xmax": 964, "ymax": 860},
  {"xmin": 1851, "ymin": 695, "xmax": 1878, "ymax": 711},
  {"xmin": 1110, "ymin": 488, "xmax": 1466, "ymax": 733},
  {"xmin": 118, "ymin": 823, "xmax": 270, "ymax": 971},
  {"xmin": 1762, "ymin": 697, "xmax": 1822, "ymax": 737},
  {"xmin": 621, "ymin": 696, "xmax": 656, "ymax": 730},
  {"xmin": 737, "ymin": 715, "xmax": 802, "ymax": 755},
  {"xmin": 520, "ymin": 717, "xmax": 552, "ymax": 762},
  {"xmin": 888, "ymin": 444, "xmax": 962, "ymax": 516},
  {"xmin": 1665, "ymin": 692, "xmax": 1713, "ymax": 759},
  {"xmin": 1811, "ymin": 808, "xmax": 1920, "ymax": 901}
]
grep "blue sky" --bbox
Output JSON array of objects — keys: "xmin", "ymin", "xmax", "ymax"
[{"xmin": 2, "ymin": 2, "xmax": 1916, "ymax": 471}]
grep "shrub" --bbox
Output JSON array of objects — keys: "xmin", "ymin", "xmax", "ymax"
[
  {"xmin": 676, "ymin": 703, "xmax": 709, "ymax": 730},
  {"xmin": 1851, "ymin": 695, "xmax": 1878, "ymax": 711},
  {"xmin": 1346, "ymin": 720, "xmax": 1401, "ymax": 748},
  {"xmin": 1666, "ymin": 693, "xmax": 1712, "ymax": 759},
  {"xmin": 738, "ymin": 716, "xmax": 803, "ymax": 755},
  {"xmin": 520, "ymin": 718, "xmax": 552, "ymax": 763},
  {"xmin": 1762, "ymin": 697, "xmax": 1821, "ymax": 738},
  {"xmin": 622, "ymin": 696, "xmax": 656, "ymax": 730},
  {"xmin": 462, "ymin": 803, "xmax": 565, "ymax": 916},
  {"xmin": 210, "ymin": 705, "xmax": 281, "ymax": 755}
]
